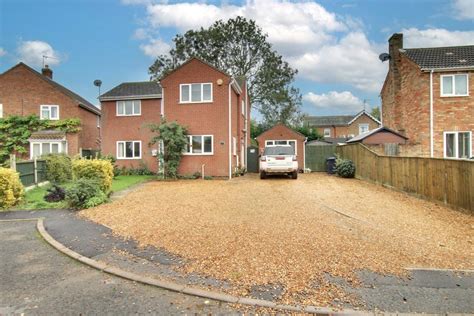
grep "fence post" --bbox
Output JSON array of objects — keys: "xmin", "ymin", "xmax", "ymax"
[
  {"xmin": 10, "ymin": 154, "xmax": 16, "ymax": 171},
  {"xmin": 34, "ymin": 157, "xmax": 38, "ymax": 185}
]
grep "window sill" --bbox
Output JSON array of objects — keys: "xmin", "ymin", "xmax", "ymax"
[
  {"xmin": 116, "ymin": 114, "xmax": 142, "ymax": 117},
  {"xmin": 116, "ymin": 157, "xmax": 142, "ymax": 160},
  {"xmin": 182, "ymin": 153, "xmax": 214, "ymax": 156},
  {"xmin": 179, "ymin": 101, "xmax": 213, "ymax": 104},
  {"xmin": 440, "ymin": 94, "xmax": 469, "ymax": 98}
]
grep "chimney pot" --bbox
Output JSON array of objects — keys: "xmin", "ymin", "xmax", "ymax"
[{"xmin": 42, "ymin": 65, "xmax": 53, "ymax": 80}]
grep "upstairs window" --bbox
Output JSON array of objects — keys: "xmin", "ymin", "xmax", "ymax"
[
  {"xmin": 184, "ymin": 135, "xmax": 213, "ymax": 155},
  {"xmin": 359, "ymin": 123, "xmax": 369, "ymax": 134},
  {"xmin": 40, "ymin": 105, "xmax": 59, "ymax": 120},
  {"xmin": 180, "ymin": 83, "xmax": 212, "ymax": 103},
  {"xmin": 117, "ymin": 100, "xmax": 141, "ymax": 116},
  {"xmin": 441, "ymin": 74, "xmax": 468, "ymax": 97},
  {"xmin": 323, "ymin": 128, "xmax": 331, "ymax": 138}
]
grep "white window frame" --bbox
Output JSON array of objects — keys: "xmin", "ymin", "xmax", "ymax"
[
  {"xmin": 440, "ymin": 74, "xmax": 469, "ymax": 97},
  {"xmin": 0, "ymin": 103, "xmax": 3, "ymax": 118},
  {"xmin": 359, "ymin": 123, "xmax": 370, "ymax": 135},
  {"xmin": 264, "ymin": 139, "xmax": 297, "ymax": 155},
  {"xmin": 323, "ymin": 128, "xmax": 331, "ymax": 138},
  {"xmin": 116, "ymin": 100, "xmax": 141, "ymax": 116},
  {"xmin": 443, "ymin": 131, "xmax": 472, "ymax": 159},
  {"xmin": 30, "ymin": 141, "xmax": 64, "ymax": 159},
  {"xmin": 241, "ymin": 100, "xmax": 245, "ymax": 116},
  {"xmin": 116, "ymin": 141, "xmax": 142, "ymax": 159},
  {"xmin": 40, "ymin": 105, "xmax": 59, "ymax": 120},
  {"xmin": 96, "ymin": 115, "xmax": 100, "ymax": 128},
  {"xmin": 183, "ymin": 135, "xmax": 214, "ymax": 155},
  {"xmin": 179, "ymin": 83, "xmax": 213, "ymax": 103}
]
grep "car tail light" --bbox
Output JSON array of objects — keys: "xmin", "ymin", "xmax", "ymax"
[
  {"xmin": 293, "ymin": 156, "xmax": 297, "ymax": 161},
  {"xmin": 260, "ymin": 156, "xmax": 266, "ymax": 161}
]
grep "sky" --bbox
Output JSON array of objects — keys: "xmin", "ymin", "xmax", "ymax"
[{"xmin": 0, "ymin": 0, "xmax": 473, "ymax": 117}]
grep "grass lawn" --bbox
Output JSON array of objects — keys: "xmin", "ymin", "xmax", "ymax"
[{"xmin": 11, "ymin": 175, "xmax": 155, "ymax": 211}]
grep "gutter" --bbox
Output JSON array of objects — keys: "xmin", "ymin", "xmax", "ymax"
[
  {"xmin": 429, "ymin": 69, "xmax": 434, "ymax": 158},
  {"xmin": 421, "ymin": 66, "xmax": 474, "ymax": 72},
  {"xmin": 99, "ymin": 94, "xmax": 162, "ymax": 101}
]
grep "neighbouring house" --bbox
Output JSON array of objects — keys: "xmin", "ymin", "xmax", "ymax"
[
  {"xmin": 346, "ymin": 126, "xmax": 408, "ymax": 155},
  {"xmin": 304, "ymin": 110, "xmax": 381, "ymax": 141},
  {"xmin": 381, "ymin": 33, "xmax": 473, "ymax": 159},
  {"xmin": 100, "ymin": 57, "xmax": 250, "ymax": 178},
  {"xmin": 0, "ymin": 62, "xmax": 101, "ymax": 158},
  {"xmin": 255, "ymin": 124, "xmax": 306, "ymax": 171}
]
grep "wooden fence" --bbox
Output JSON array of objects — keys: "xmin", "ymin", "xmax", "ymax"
[
  {"xmin": 305, "ymin": 145, "xmax": 337, "ymax": 172},
  {"xmin": 10, "ymin": 155, "xmax": 47, "ymax": 187},
  {"xmin": 336, "ymin": 143, "xmax": 474, "ymax": 212}
]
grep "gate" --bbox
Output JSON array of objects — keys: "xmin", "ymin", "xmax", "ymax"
[
  {"xmin": 305, "ymin": 144, "xmax": 337, "ymax": 172},
  {"xmin": 247, "ymin": 146, "xmax": 259, "ymax": 173}
]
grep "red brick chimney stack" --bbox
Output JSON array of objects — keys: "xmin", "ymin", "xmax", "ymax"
[{"xmin": 41, "ymin": 65, "xmax": 53, "ymax": 80}]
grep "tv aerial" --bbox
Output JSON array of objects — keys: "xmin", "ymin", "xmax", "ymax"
[
  {"xmin": 94, "ymin": 79, "xmax": 102, "ymax": 97},
  {"xmin": 379, "ymin": 53, "xmax": 390, "ymax": 62}
]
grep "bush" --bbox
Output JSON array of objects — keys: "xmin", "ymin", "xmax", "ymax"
[
  {"xmin": 335, "ymin": 159, "xmax": 356, "ymax": 178},
  {"xmin": 65, "ymin": 178, "xmax": 107, "ymax": 209},
  {"xmin": 72, "ymin": 159, "xmax": 114, "ymax": 192},
  {"xmin": 204, "ymin": 175, "xmax": 213, "ymax": 180},
  {"xmin": 44, "ymin": 185, "xmax": 66, "ymax": 202},
  {"xmin": 0, "ymin": 167, "xmax": 24, "ymax": 208},
  {"xmin": 44, "ymin": 154, "xmax": 72, "ymax": 183}
]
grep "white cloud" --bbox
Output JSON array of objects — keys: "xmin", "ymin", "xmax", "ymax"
[
  {"xmin": 291, "ymin": 32, "xmax": 387, "ymax": 92},
  {"xmin": 452, "ymin": 0, "xmax": 474, "ymax": 20},
  {"xmin": 403, "ymin": 28, "xmax": 474, "ymax": 48},
  {"xmin": 0, "ymin": 48, "xmax": 6, "ymax": 57},
  {"xmin": 303, "ymin": 91, "xmax": 365, "ymax": 113},
  {"xmin": 140, "ymin": 38, "xmax": 171, "ymax": 58},
  {"xmin": 17, "ymin": 40, "xmax": 61, "ymax": 67}
]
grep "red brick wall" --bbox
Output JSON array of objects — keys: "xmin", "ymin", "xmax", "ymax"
[
  {"xmin": 0, "ymin": 64, "xmax": 100, "ymax": 155},
  {"xmin": 256, "ymin": 124, "xmax": 306, "ymax": 170},
  {"xmin": 100, "ymin": 99, "xmax": 161, "ymax": 172},
  {"xmin": 161, "ymin": 59, "xmax": 247, "ymax": 177},
  {"xmin": 362, "ymin": 131, "xmax": 407, "ymax": 145},
  {"xmin": 79, "ymin": 107, "xmax": 101, "ymax": 151},
  {"xmin": 381, "ymin": 54, "xmax": 474, "ymax": 157}
]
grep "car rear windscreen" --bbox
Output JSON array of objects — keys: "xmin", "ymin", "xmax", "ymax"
[{"xmin": 264, "ymin": 146, "xmax": 294, "ymax": 156}]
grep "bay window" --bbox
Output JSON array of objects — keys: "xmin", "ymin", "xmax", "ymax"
[{"xmin": 30, "ymin": 141, "xmax": 64, "ymax": 159}]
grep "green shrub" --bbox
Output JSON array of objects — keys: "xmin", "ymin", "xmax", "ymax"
[
  {"xmin": 335, "ymin": 159, "xmax": 356, "ymax": 178},
  {"xmin": 44, "ymin": 154, "xmax": 72, "ymax": 183},
  {"xmin": 204, "ymin": 175, "xmax": 213, "ymax": 180},
  {"xmin": 72, "ymin": 159, "xmax": 114, "ymax": 192},
  {"xmin": 65, "ymin": 178, "xmax": 107, "ymax": 209},
  {"xmin": 0, "ymin": 167, "xmax": 24, "ymax": 209}
]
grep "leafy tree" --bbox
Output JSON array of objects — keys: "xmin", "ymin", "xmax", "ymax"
[
  {"xmin": 149, "ymin": 16, "xmax": 302, "ymax": 126},
  {"xmin": 294, "ymin": 124, "xmax": 322, "ymax": 142},
  {"xmin": 250, "ymin": 119, "xmax": 269, "ymax": 139},
  {"xmin": 370, "ymin": 107, "xmax": 381, "ymax": 121},
  {"xmin": 149, "ymin": 120, "xmax": 188, "ymax": 179}
]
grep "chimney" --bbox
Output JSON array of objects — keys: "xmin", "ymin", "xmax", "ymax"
[
  {"xmin": 42, "ymin": 65, "xmax": 53, "ymax": 80},
  {"xmin": 388, "ymin": 33, "xmax": 403, "ymax": 65}
]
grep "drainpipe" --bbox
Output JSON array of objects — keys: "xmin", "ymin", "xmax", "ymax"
[
  {"xmin": 303, "ymin": 137, "xmax": 307, "ymax": 171},
  {"xmin": 429, "ymin": 69, "xmax": 434, "ymax": 158},
  {"xmin": 244, "ymin": 82, "xmax": 248, "ymax": 170},
  {"xmin": 228, "ymin": 80, "xmax": 232, "ymax": 180}
]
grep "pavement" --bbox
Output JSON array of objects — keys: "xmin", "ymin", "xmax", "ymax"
[{"xmin": 1, "ymin": 209, "xmax": 473, "ymax": 314}]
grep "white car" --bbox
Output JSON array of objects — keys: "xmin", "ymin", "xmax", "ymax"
[{"xmin": 260, "ymin": 145, "xmax": 298, "ymax": 179}]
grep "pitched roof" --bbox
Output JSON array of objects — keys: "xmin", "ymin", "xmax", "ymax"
[
  {"xmin": 255, "ymin": 123, "xmax": 306, "ymax": 140},
  {"xmin": 402, "ymin": 45, "xmax": 474, "ymax": 70},
  {"xmin": 304, "ymin": 115, "xmax": 354, "ymax": 127},
  {"xmin": 1, "ymin": 63, "xmax": 100, "ymax": 115},
  {"xmin": 160, "ymin": 57, "xmax": 231, "ymax": 81},
  {"xmin": 29, "ymin": 130, "xmax": 66, "ymax": 141},
  {"xmin": 100, "ymin": 81, "xmax": 162, "ymax": 100},
  {"xmin": 347, "ymin": 126, "xmax": 408, "ymax": 143}
]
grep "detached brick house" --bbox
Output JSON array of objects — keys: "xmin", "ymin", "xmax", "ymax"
[
  {"xmin": 100, "ymin": 58, "xmax": 250, "ymax": 178},
  {"xmin": 381, "ymin": 33, "xmax": 473, "ymax": 159},
  {"xmin": 304, "ymin": 110, "xmax": 381, "ymax": 142},
  {"xmin": 0, "ymin": 63, "xmax": 101, "ymax": 158}
]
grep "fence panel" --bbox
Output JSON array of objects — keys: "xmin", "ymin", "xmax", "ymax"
[
  {"xmin": 305, "ymin": 145, "xmax": 337, "ymax": 171},
  {"xmin": 14, "ymin": 159, "xmax": 47, "ymax": 187},
  {"xmin": 337, "ymin": 143, "xmax": 473, "ymax": 212}
]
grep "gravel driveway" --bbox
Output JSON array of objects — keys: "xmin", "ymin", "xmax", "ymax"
[{"xmin": 82, "ymin": 173, "xmax": 474, "ymax": 308}]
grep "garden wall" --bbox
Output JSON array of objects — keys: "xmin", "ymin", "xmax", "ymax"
[{"xmin": 337, "ymin": 143, "xmax": 473, "ymax": 212}]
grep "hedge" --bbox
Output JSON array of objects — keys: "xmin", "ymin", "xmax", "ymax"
[
  {"xmin": 0, "ymin": 167, "xmax": 24, "ymax": 209},
  {"xmin": 44, "ymin": 154, "xmax": 72, "ymax": 183},
  {"xmin": 72, "ymin": 159, "xmax": 114, "ymax": 192}
]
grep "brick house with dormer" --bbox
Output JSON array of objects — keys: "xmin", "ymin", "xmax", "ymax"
[
  {"xmin": 381, "ymin": 33, "xmax": 473, "ymax": 159},
  {"xmin": 100, "ymin": 58, "xmax": 250, "ymax": 178},
  {"xmin": 0, "ymin": 62, "xmax": 101, "ymax": 158}
]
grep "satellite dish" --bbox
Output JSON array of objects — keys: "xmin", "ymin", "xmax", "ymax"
[
  {"xmin": 379, "ymin": 53, "xmax": 391, "ymax": 62},
  {"xmin": 93, "ymin": 79, "xmax": 102, "ymax": 87}
]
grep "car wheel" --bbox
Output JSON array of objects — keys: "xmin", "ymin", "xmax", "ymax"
[
  {"xmin": 291, "ymin": 171, "xmax": 298, "ymax": 179},
  {"xmin": 260, "ymin": 171, "xmax": 266, "ymax": 179}
]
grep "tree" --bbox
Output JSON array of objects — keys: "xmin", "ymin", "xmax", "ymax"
[
  {"xmin": 149, "ymin": 120, "xmax": 188, "ymax": 179},
  {"xmin": 294, "ymin": 124, "xmax": 322, "ymax": 142},
  {"xmin": 370, "ymin": 107, "xmax": 381, "ymax": 121},
  {"xmin": 149, "ymin": 17, "xmax": 302, "ymax": 126}
]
